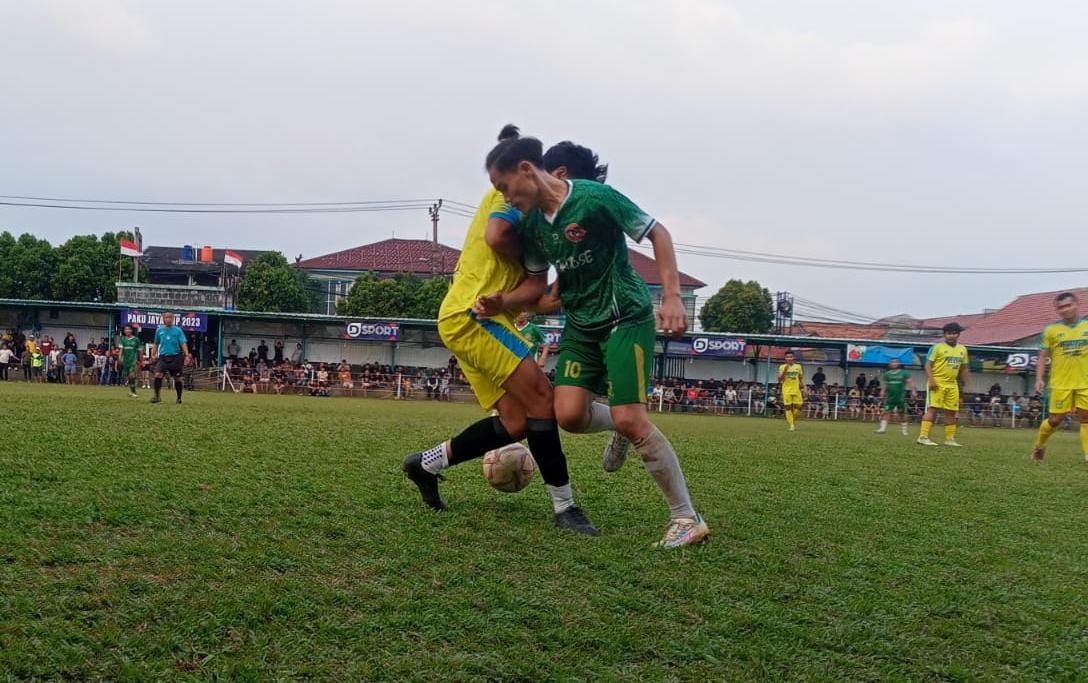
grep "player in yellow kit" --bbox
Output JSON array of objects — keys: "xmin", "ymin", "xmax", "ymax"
[
  {"xmin": 917, "ymin": 322, "xmax": 971, "ymax": 447},
  {"xmin": 779, "ymin": 350, "xmax": 804, "ymax": 431},
  {"xmin": 1031, "ymin": 292, "xmax": 1088, "ymax": 463},
  {"xmin": 402, "ymin": 125, "xmax": 597, "ymax": 535}
]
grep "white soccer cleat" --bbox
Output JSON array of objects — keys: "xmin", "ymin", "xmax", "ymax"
[
  {"xmin": 788, "ymin": 425, "xmax": 796, "ymax": 432},
  {"xmin": 943, "ymin": 440, "xmax": 963, "ymax": 447},
  {"xmin": 901, "ymin": 426, "xmax": 909, "ymax": 436},
  {"xmin": 916, "ymin": 437, "xmax": 939, "ymax": 446},
  {"xmin": 654, "ymin": 514, "xmax": 709, "ymax": 549},
  {"xmin": 602, "ymin": 431, "xmax": 631, "ymax": 473},
  {"xmin": 875, "ymin": 427, "xmax": 886, "ymax": 434}
]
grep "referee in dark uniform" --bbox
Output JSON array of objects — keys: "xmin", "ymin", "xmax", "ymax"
[{"xmin": 151, "ymin": 312, "xmax": 190, "ymax": 404}]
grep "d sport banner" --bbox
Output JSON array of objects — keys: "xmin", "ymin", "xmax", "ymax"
[
  {"xmin": 343, "ymin": 321, "xmax": 400, "ymax": 342},
  {"xmin": 540, "ymin": 326, "xmax": 562, "ymax": 349},
  {"xmin": 690, "ymin": 336, "xmax": 747, "ymax": 358},
  {"xmin": 120, "ymin": 309, "xmax": 207, "ymax": 332}
]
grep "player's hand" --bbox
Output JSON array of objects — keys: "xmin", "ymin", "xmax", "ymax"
[
  {"xmin": 1034, "ymin": 379, "xmax": 1045, "ymax": 395},
  {"xmin": 473, "ymin": 293, "xmax": 505, "ymax": 319},
  {"xmin": 533, "ymin": 281, "xmax": 561, "ymax": 314},
  {"xmin": 656, "ymin": 294, "xmax": 687, "ymax": 338},
  {"xmin": 928, "ymin": 379, "xmax": 939, "ymax": 391}
]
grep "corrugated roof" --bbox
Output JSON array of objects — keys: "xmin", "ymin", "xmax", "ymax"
[
  {"xmin": 959, "ymin": 286, "xmax": 1088, "ymax": 345},
  {"xmin": 144, "ymin": 246, "xmax": 269, "ymax": 273},
  {"xmin": 295, "ymin": 238, "xmax": 461, "ymax": 275},
  {"xmin": 792, "ymin": 321, "xmax": 890, "ymax": 340}
]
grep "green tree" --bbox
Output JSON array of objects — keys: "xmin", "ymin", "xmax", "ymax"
[
  {"xmin": 698, "ymin": 279, "xmax": 774, "ymax": 333},
  {"xmin": 0, "ymin": 233, "xmax": 57, "ymax": 300},
  {"xmin": 237, "ymin": 252, "xmax": 311, "ymax": 313},
  {"xmin": 338, "ymin": 272, "xmax": 449, "ymax": 318},
  {"xmin": 51, "ymin": 232, "xmax": 139, "ymax": 302}
]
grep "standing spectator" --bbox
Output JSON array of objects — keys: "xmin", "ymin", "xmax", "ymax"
[
  {"xmin": 62, "ymin": 349, "xmax": 77, "ymax": 384},
  {"xmin": 21, "ymin": 347, "xmax": 33, "ymax": 382},
  {"xmin": 98, "ymin": 349, "xmax": 112, "ymax": 386},
  {"xmin": 227, "ymin": 339, "xmax": 241, "ymax": 362},
  {"xmin": 440, "ymin": 372, "xmax": 451, "ymax": 401},
  {"xmin": 257, "ymin": 340, "xmax": 269, "ymax": 363},
  {"xmin": 31, "ymin": 348, "xmax": 44, "ymax": 382},
  {"xmin": 81, "ymin": 347, "xmax": 96, "ymax": 384},
  {"xmin": 48, "ymin": 345, "xmax": 62, "ymax": 383},
  {"xmin": 274, "ymin": 339, "xmax": 285, "ymax": 364},
  {"xmin": 97, "ymin": 337, "xmax": 109, "ymax": 354},
  {"xmin": 989, "ymin": 394, "xmax": 1003, "ymax": 426},
  {"xmin": 855, "ymin": 373, "xmax": 867, "ymax": 393},
  {"xmin": 812, "ymin": 367, "xmax": 826, "ymax": 389},
  {"xmin": 94, "ymin": 346, "xmax": 107, "ymax": 383},
  {"xmin": 63, "ymin": 333, "xmax": 77, "ymax": 353},
  {"xmin": 248, "ymin": 347, "xmax": 258, "ymax": 365},
  {"xmin": 0, "ymin": 344, "xmax": 11, "ymax": 381},
  {"xmin": 25, "ymin": 334, "xmax": 38, "ymax": 356},
  {"xmin": 290, "ymin": 342, "xmax": 303, "ymax": 366}
]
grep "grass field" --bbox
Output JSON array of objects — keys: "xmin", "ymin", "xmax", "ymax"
[{"xmin": 2, "ymin": 383, "xmax": 1087, "ymax": 681}]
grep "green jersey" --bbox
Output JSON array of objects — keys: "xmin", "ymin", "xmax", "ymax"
[
  {"xmin": 517, "ymin": 321, "xmax": 547, "ymax": 358},
  {"xmin": 521, "ymin": 180, "xmax": 656, "ymax": 337},
  {"xmin": 883, "ymin": 369, "xmax": 909, "ymax": 398},
  {"xmin": 119, "ymin": 335, "xmax": 141, "ymax": 367}
]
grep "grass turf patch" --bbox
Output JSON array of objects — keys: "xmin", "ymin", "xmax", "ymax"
[{"xmin": 1, "ymin": 383, "xmax": 1086, "ymax": 681}]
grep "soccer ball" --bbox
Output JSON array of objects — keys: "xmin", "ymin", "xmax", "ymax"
[{"xmin": 482, "ymin": 443, "xmax": 536, "ymax": 493}]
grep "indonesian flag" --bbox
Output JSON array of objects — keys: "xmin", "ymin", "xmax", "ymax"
[
  {"xmin": 224, "ymin": 249, "xmax": 243, "ymax": 268},
  {"xmin": 119, "ymin": 238, "xmax": 142, "ymax": 257}
]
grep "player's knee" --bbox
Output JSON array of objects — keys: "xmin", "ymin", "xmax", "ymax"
[
  {"xmin": 611, "ymin": 410, "xmax": 650, "ymax": 442},
  {"xmin": 501, "ymin": 414, "xmax": 528, "ymax": 440}
]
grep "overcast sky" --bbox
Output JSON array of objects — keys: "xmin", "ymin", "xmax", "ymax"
[{"xmin": 3, "ymin": 0, "xmax": 1087, "ymax": 319}]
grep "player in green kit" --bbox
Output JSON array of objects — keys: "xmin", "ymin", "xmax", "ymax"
[
  {"xmin": 478, "ymin": 134, "xmax": 708, "ymax": 549},
  {"xmin": 117, "ymin": 324, "xmax": 142, "ymax": 398},
  {"xmin": 515, "ymin": 312, "xmax": 550, "ymax": 367},
  {"xmin": 876, "ymin": 357, "xmax": 916, "ymax": 435}
]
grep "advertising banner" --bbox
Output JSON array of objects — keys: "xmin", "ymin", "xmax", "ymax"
[
  {"xmin": 120, "ymin": 309, "xmax": 208, "ymax": 332},
  {"xmin": 343, "ymin": 321, "xmax": 401, "ymax": 342}
]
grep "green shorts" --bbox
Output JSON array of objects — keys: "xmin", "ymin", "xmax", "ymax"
[
  {"xmin": 883, "ymin": 396, "xmax": 907, "ymax": 412},
  {"xmin": 555, "ymin": 319, "xmax": 654, "ymax": 406}
]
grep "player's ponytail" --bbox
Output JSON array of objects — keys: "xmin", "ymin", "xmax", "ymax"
[
  {"xmin": 498, "ymin": 124, "xmax": 520, "ymax": 141},
  {"xmin": 544, "ymin": 141, "xmax": 609, "ymax": 182}
]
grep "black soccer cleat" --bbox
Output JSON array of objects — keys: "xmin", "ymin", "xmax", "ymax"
[
  {"xmin": 554, "ymin": 506, "xmax": 600, "ymax": 536},
  {"xmin": 150, "ymin": 396, "xmax": 161, "ymax": 404},
  {"xmin": 176, "ymin": 398, "xmax": 183, "ymax": 404},
  {"xmin": 402, "ymin": 452, "xmax": 447, "ymax": 511}
]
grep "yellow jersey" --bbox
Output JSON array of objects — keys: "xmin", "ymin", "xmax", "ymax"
[
  {"xmin": 927, "ymin": 342, "xmax": 968, "ymax": 386},
  {"xmin": 1041, "ymin": 318, "xmax": 1088, "ymax": 390},
  {"xmin": 779, "ymin": 363, "xmax": 803, "ymax": 392},
  {"xmin": 438, "ymin": 188, "xmax": 524, "ymax": 321}
]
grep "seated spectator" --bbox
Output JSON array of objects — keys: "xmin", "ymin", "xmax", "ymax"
[{"xmin": 338, "ymin": 361, "xmax": 353, "ymax": 394}]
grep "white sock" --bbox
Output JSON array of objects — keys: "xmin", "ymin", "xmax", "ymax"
[
  {"xmin": 879, "ymin": 419, "xmax": 887, "ymax": 430},
  {"xmin": 634, "ymin": 425, "xmax": 696, "ymax": 520},
  {"xmin": 584, "ymin": 401, "xmax": 615, "ymax": 434},
  {"xmin": 546, "ymin": 483, "xmax": 574, "ymax": 513},
  {"xmin": 420, "ymin": 442, "xmax": 448, "ymax": 474}
]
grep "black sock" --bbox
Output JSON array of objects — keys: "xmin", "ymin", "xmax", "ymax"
[
  {"xmin": 153, "ymin": 377, "xmax": 162, "ymax": 397},
  {"xmin": 525, "ymin": 417, "xmax": 569, "ymax": 487},
  {"xmin": 175, "ymin": 379, "xmax": 183, "ymax": 400},
  {"xmin": 448, "ymin": 416, "xmax": 515, "ymax": 466},
  {"xmin": 129, "ymin": 378, "xmax": 136, "ymax": 392}
]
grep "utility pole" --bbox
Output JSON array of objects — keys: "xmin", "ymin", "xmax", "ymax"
[
  {"xmin": 428, "ymin": 200, "xmax": 442, "ymax": 277},
  {"xmin": 133, "ymin": 226, "xmax": 143, "ymax": 283}
]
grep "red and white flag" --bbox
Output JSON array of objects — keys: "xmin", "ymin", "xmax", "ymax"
[
  {"xmin": 224, "ymin": 249, "xmax": 243, "ymax": 268},
  {"xmin": 119, "ymin": 238, "xmax": 142, "ymax": 257}
]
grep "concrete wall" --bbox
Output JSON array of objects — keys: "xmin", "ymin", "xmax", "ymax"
[{"xmin": 117, "ymin": 283, "xmax": 225, "ymax": 309}]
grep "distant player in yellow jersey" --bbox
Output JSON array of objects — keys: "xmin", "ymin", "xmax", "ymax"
[
  {"xmin": 778, "ymin": 350, "xmax": 804, "ymax": 431},
  {"xmin": 402, "ymin": 124, "xmax": 597, "ymax": 536},
  {"xmin": 1031, "ymin": 292, "xmax": 1088, "ymax": 463},
  {"xmin": 917, "ymin": 322, "xmax": 971, "ymax": 447}
]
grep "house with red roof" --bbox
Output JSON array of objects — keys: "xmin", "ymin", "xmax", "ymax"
[
  {"xmin": 297, "ymin": 238, "xmax": 707, "ymax": 318},
  {"xmin": 957, "ymin": 287, "xmax": 1088, "ymax": 346}
]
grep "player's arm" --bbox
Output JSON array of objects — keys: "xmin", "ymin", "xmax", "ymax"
[
  {"xmin": 1035, "ymin": 348, "xmax": 1049, "ymax": 395},
  {"xmin": 778, "ymin": 365, "xmax": 786, "ymax": 383},
  {"xmin": 536, "ymin": 330, "xmax": 551, "ymax": 367},
  {"xmin": 924, "ymin": 348, "xmax": 937, "ymax": 389},
  {"xmin": 646, "ymin": 224, "xmax": 686, "ymax": 337},
  {"xmin": 906, "ymin": 375, "xmax": 916, "ymax": 395},
  {"xmin": 474, "ymin": 272, "xmax": 548, "ymax": 319},
  {"xmin": 181, "ymin": 340, "xmax": 190, "ymax": 359},
  {"xmin": 958, "ymin": 359, "xmax": 971, "ymax": 387},
  {"xmin": 484, "ymin": 217, "xmax": 521, "ymax": 262}
]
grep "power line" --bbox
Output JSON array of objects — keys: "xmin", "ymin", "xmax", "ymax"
[{"xmin": 0, "ymin": 201, "xmax": 437, "ymax": 215}]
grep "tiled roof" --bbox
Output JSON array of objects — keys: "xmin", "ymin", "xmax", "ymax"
[
  {"xmin": 792, "ymin": 321, "xmax": 890, "ymax": 340},
  {"xmin": 958, "ymin": 286, "xmax": 1088, "ymax": 345},
  {"xmin": 628, "ymin": 250, "xmax": 706, "ymax": 289},
  {"xmin": 875, "ymin": 312, "xmax": 989, "ymax": 329},
  {"xmin": 295, "ymin": 239, "xmax": 462, "ymax": 275},
  {"xmin": 296, "ymin": 238, "xmax": 707, "ymax": 287}
]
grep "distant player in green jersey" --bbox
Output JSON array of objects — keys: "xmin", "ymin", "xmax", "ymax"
[
  {"xmin": 117, "ymin": 324, "xmax": 142, "ymax": 398},
  {"xmin": 478, "ymin": 133, "xmax": 708, "ymax": 549},
  {"xmin": 515, "ymin": 312, "xmax": 550, "ymax": 368},
  {"xmin": 876, "ymin": 358, "xmax": 915, "ymax": 435},
  {"xmin": 1031, "ymin": 292, "xmax": 1088, "ymax": 463}
]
